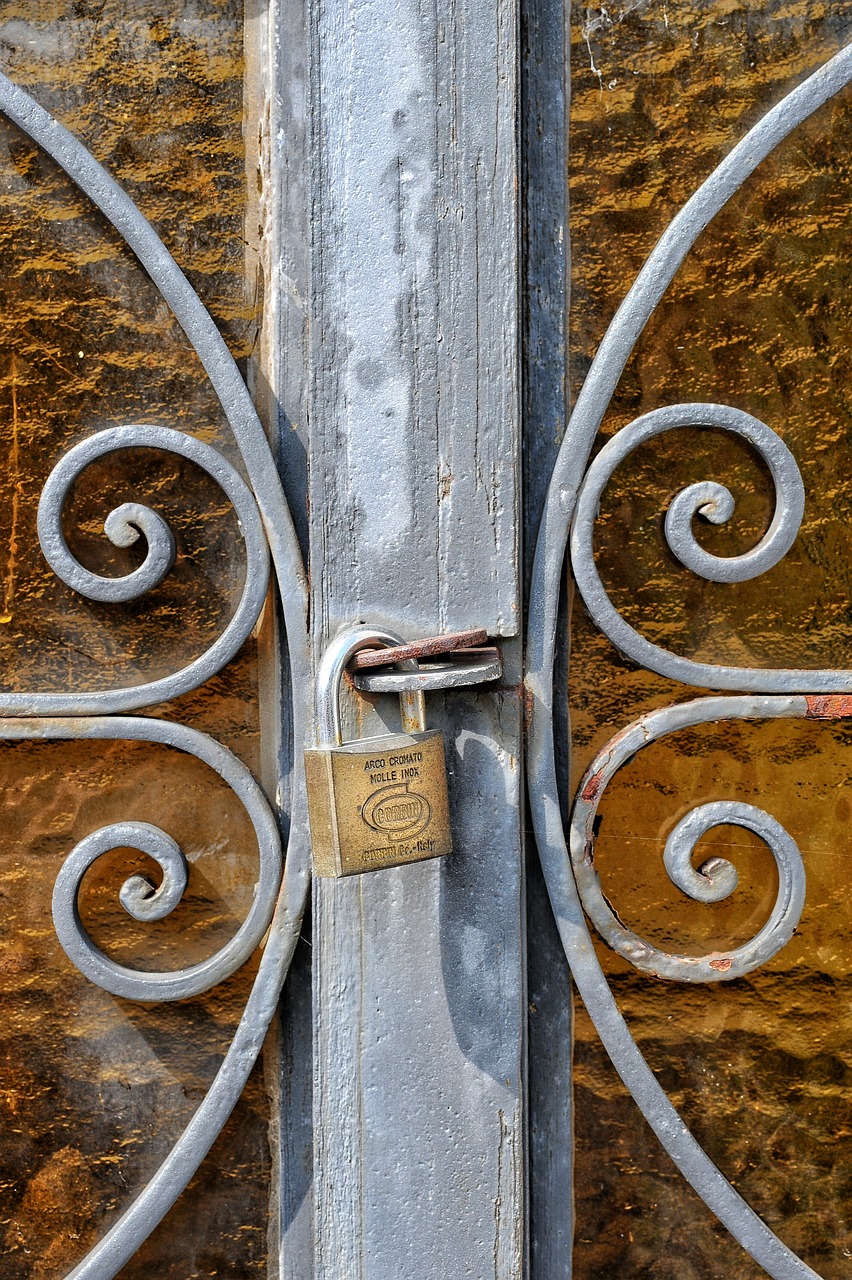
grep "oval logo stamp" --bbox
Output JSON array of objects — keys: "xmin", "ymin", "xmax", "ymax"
[{"xmin": 361, "ymin": 783, "xmax": 432, "ymax": 838}]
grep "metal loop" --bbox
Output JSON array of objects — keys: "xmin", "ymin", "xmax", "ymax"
[
  {"xmin": 570, "ymin": 699, "xmax": 808, "ymax": 983},
  {"xmin": 43, "ymin": 716, "xmax": 283, "ymax": 1003},
  {"xmin": 569, "ymin": 403, "xmax": 814, "ymax": 692},
  {"xmin": 316, "ymin": 627, "xmax": 427, "ymax": 746}
]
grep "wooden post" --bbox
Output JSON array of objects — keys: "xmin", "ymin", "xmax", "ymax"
[
  {"xmin": 306, "ymin": 0, "xmax": 524, "ymax": 1268},
  {"xmin": 521, "ymin": 0, "xmax": 573, "ymax": 1270}
]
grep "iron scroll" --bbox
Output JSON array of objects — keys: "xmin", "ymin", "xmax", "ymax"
[
  {"xmin": 0, "ymin": 69, "xmax": 311, "ymax": 1280},
  {"xmin": 0, "ymin": 30, "xmax": 850, "ymax": 1280},
  {"xmin": 526, "ymin": 38, "xmax": 852, "ymax": 1280}
]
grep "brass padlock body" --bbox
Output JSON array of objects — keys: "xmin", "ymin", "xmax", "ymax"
[
  {"xmin": 306, "ymin": 728, "xmax": 451, "ymax": 877},
  {"xmin": 305, "ymin": 628, "xmax": 452, "ymax": 878}
]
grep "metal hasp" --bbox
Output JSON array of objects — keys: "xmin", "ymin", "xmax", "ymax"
[
  {"xmin": 351, "ymin": 629, "xmax": 504, "ymax": 691},
  {"xmin": 348, "ymin": 627, "xmax": 488, "ymax": 668},
  {"xmin": 354, "ymin": 650, "xmax": 503, "ymax": 692},
  {"xmin": 305, "ymin": 628, "xmax": 452, "ymax": 876}
]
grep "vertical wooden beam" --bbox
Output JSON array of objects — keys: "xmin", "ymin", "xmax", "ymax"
[
  {"xmin": 307, "ymin": 0, "xmax": 524, "ymax": 1269},
  {"xmin": 520, "ymin": 0, "xmax": 574, "ymax": 1272},
  {"xmin": 247, "ymin": 1, "xmax": 314, "ymax": 1276}
]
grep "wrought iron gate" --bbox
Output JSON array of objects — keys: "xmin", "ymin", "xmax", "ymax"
[{"xmin": 0, "ymin": 3, "xmax": 850, "ymax": 1277}]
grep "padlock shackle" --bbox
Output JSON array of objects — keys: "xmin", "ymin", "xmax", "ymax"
[{"xmin": 317, "ymin": 627, "xmax": 427, "ymax": 746}]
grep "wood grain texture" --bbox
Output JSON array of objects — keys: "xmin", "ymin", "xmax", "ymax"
[
  {"xmin": 520, "ymin": 0, "xmax": 573, "ymax": 1271},
  {"xmin": 307, "ymin": 0, "xmax": 524, "ymax": 1267},
  {"xmin": 309, "ymin": 0, "xmax": 519, "ymax": 641},
  {"xmin": 248, "ymin": 0, "xmax": 315, "ymax": 1275}
]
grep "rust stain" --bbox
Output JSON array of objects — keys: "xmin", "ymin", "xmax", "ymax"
[
  {"xmin": 522, "ymin": 683, "xmax": 535, "ymax": 736},
  {"xmin": 349, "ymin": 628, "xmax": 488, "ymax": 670},
  {"xmin": 804, "ymin": 695, "xmax": 852, "ymax": 719},
  {"xmin": 580, "ymin": 768, "xmax": 606, "ymax": 802},
  {"xmin": 708, "ymin": 957, "xmax": 733, "ymax": 972}
]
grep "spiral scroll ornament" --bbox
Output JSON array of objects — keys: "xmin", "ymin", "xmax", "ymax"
[
  {"xmin": 22, "ymin": 423, "xmax": 270, "ymax": 716},
  {"xmin": 525, "ymin": 38, "xmax": 852, "ymax": 1280},
  {"xmin": 40, "ymin": 717, "xmax": 283, "ymax": 1002},
  {"xmin": 571, "ymin": 698, "xmax": 808, "ymax": 984},
  {"xmin": 564, "ymin": 401, "xmax": 852, "ymax": 693},
  {"xmin": 0, "ymin": 67, "xmax": 312, "ymax": 1280}
]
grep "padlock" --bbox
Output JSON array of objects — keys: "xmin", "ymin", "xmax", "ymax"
[{"xmin": 304, "ymin": 628, "xmax": 452, "ymax": 877}]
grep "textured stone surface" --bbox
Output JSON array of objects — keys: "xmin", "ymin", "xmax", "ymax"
[
  {"xmin": 569, "ymin": 2, "xmax": 852, "ymax": 1276},
  {"xmin": 0, "ymin": 6, "xmax": 272, "ymax": 1278}
]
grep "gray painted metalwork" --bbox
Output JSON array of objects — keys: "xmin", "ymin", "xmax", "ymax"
[
  {"xmin": 307, "ymin": 0, "xmax": 519, "ymax": 641},
  {"xmin": 574, "ymin": 402, "xmax": 802, "ymax": 593},
  {"xmin": 66, "ymin": 846, "xmax": 308, "ymax": 1280},
  {"xmin": 520, "ymin": 0, "xmax": 574, "ymax": 1263},
  {"xmin": 571, "ymin": 696, "xmax": 808, "ymax": 984},
  {"xmin": 41, "ymin": 715, "xmax": 283, "ymax": 1002},
  {"xmin": 354, "ymin": 652, "xmax": 503, "ymax": 691},
  {"xmin": 245, "ymin": 0, "xmax": 315, "ymax": 1268},
  {"xmin": 308, "ymin": 0, "xmax": 524, "ymax": 1262},
  {"xmin": 526, "ymin": 39, "xmax": 852, "ymax": 1280},
  {"xmin": 570, "ymin": 401, "xmax": 845, "ymax": 692},
  {"xmin": 0, "ymin": 69, "xmax": 312, "ymax": 1280},
  {"xmin": 3, "ymin": 11, "xmax": 846, "ymax": 1280},
  {"xmin": 0, "ymin": 12, "xmax": 524, "ymax": 1271},
  {"xmin": 32, "ymin": 424, "xmax": 271, "ymax": 714}
]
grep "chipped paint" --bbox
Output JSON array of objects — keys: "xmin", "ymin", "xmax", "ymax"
[
  {"xmin": 580, "ymin": 768, "xmax": 606, "ymax": 802},
  {"xmin": 804, "ymin": 695, "xmax": 852, "ymax": 719}
]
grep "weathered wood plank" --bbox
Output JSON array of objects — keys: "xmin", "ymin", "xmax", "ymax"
[
  {"xmin": 520, "ymin": 0, "xmax": 574, "ymax": 1270},
  {"xmin": 307, "ymin": 0, "xmax": 524, "ymax": 1267},
  {"xmin": 248, "ymin": 2, "xmax": 315, "ymax": 1275}
]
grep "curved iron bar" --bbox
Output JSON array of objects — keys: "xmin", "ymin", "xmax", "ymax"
[
  {"xmin": 38, "ymin": 426, "xmax": 266, "ymax": 606},
  {"xmin": 32, "ymin": 424, "xmax": 270, "ymax": 715},
  {"xmin": 526, "ymin": 42, "xmax": 852, "ymax": 1280},
  {"xmin": 0, "ymin": 67, "xmax": 309, "ymax": 711},
  {"xmin": 571, "ymin": 696, "xmax": 808, "ymax": 983},
  {"xmin": 32, "ymin": 716, "xmax": 283, "ymax": 1002},
  {"xmin": 0, "ymin": 73, "xmax": 312, "ymax": 1278},
  {"xmin": 68, "ymin": 872, "xmax": 307, "ymax": 1280},
  {"xmin": 571, "ymin": 403, "xmax": 817, "ymax": 689}
]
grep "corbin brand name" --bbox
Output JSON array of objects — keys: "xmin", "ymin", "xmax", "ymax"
[{"xmin": 360, "ymin": 782, "xmax": 432, "ymax": 839}]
